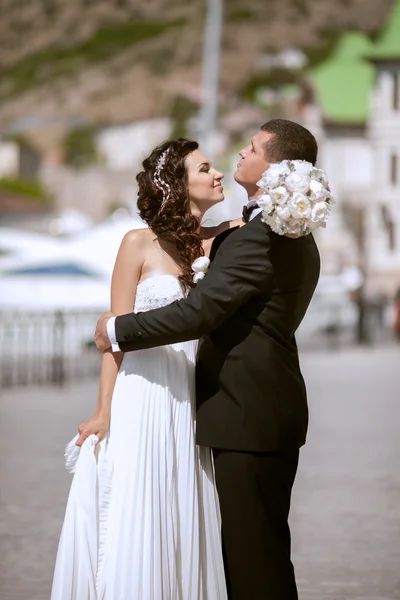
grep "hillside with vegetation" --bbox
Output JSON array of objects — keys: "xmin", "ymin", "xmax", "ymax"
[{"xmin": 0, "ymin": 0, "xmax": 394, "ymax": 149}]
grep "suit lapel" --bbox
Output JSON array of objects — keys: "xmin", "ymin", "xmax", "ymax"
[
  {"xmin": 208, "ymin": 214, "xmax": 268, "ymax": 263},
  {"xmin": 209, "ymin": 225, "xmax": 240, "ymax": 262}
]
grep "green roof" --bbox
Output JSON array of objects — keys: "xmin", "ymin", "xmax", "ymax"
[
  {"xmin": 309, "ymin": 32, "xmax": 374, "ymax": 124},
  {"xmin": 307, "ymin": 1, "xmax": 400, "ymax": 124},
  {"xmin": 369, "ymin": 0, "xmax": 400, "ymax": 60},
  {"xmin": 333, "ymin": 32, "xmax": 373, "ymax": 61}
]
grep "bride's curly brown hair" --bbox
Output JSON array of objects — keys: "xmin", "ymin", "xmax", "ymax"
[{"xmin": 137, "ymin": 138, "xmax": 204, "ymax": 290}]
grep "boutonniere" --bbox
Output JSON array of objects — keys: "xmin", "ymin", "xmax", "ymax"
[
  {"xmin": 191, "ymin": 256, "xmax": 210, "ymax": 283},
  {"xmin": 256, "ymin": 159, "xmax": 335, "ymax": 236}
]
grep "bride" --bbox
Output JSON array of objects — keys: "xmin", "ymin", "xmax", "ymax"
[{"xmin": 51, "ymin": 138, "xmax": 241, "ymax": 600}]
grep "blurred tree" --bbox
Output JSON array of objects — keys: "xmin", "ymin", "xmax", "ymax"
[
  {"xmin": 106, "ymin": 199, "xmax": 129, "ymax": 216},
  {"xmin": 62, "ymin": 126, "xmax": 100, "ymax": 169},
  {"xmin": 0, "ymin": 177, "xmax": 49, "ymax": 202},
  {"xmin": 240, "ymin": 70, "xmax": 300, "ymax": 104},
  {"xmin": 5, "ymin": 133, "xmax": 38, "ymax": 152},
  {"xmin": 170, "ymin": 95, "xmax": 199, "ymax": 138}
]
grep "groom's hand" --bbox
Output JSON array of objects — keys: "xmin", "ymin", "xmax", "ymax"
[{"xmin": 94, "ymin": 311, "xmax": 114, "ymax": 353}]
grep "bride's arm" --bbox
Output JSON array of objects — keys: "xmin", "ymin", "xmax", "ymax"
[{"xmin": 76, "ymin": 230, "xmax": 144, "ymax": 446}]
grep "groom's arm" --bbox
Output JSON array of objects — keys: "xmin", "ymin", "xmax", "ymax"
[{"xmin": 115, "ymin": 225, "xmax": 273, "ymax": 352}]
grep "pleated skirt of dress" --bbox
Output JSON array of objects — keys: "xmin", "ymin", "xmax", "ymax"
[{"xmin": 51, "ymin": 341, "xmax": 227, "ymax": 600}]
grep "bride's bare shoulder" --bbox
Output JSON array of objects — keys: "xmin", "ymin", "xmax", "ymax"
[
  {"xmin": 117, "ymin": 227, "xmax": 154, "ymax": 254},
  {"xmin": 229, "ymin": 217, "xmax": 245, "ymax": 229},
  {"xmin": 122, "ymin": 227, "xmax": 152, "ymax": 243}
]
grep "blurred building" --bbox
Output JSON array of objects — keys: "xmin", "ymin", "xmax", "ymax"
[
  {"xmin": 37, "ymin": 118, "xmax": 174, "ymax": 222},
  {"xmin": 303, "ymin": 0, "xmax": 400, "ymax": 295},
  {"xmin": 0, "ymin": 138, "xmax": 41, "ymax": 180},
  {"xmin": 0, "ymin": 137, "xmax": 49, "ymax": 226},
  {"xmin": 96, "ymin": 118, "xmax": 172, "ymax": 171}
]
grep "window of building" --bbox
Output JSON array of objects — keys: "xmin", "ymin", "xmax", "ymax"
[{"xmin": 381, "ymin": 205, "xmax": 396, "ymax": 252}]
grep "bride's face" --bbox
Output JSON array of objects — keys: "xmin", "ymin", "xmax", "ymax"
[{"xmin": 185, "ymin": 150, "xmax": 224, "ymax": 214}]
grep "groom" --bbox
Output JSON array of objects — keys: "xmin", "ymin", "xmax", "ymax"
[{"xmin": 95, "ymin": 119, "xmax": 320, "ymax": 599}]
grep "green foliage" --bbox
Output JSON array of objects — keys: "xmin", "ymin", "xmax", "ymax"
[
  {"xmin": 5, "ymin": 133, "xmax": 38, "ymax": 153},
  {"xmin": 302, "ymin": 30, "xmax": 345, "ymax": 68},
  {"xmin": 0, "ymin": 19, "xmax": 184, "ymax": 100},
  {"xmin": 240, "ymin": 29, "xmax": 348, "ymax": 104},
  {"xmin": 0, "ymin": 177, "xmax": 49, "ymax": 203},
  {"xmin": 240, "ymin": 69, "xmax": 300, "ymax": 102},
  {"xmin": 228, "ymin": 8, "xmax": 254, "ymax": 20},
  {"xmin": 62, "ymin": 126, "xmax": 99, "ymax": 169},
  {"xmin": 170, "ymin": 95, "xmax": 199, "ymax": 138}
]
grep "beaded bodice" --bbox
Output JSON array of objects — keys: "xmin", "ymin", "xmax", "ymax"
[{"xmin": 134, "ymin": 275, "xmax": 185, "ymax": 313}]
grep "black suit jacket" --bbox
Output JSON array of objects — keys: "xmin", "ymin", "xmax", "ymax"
[{"xmin": 115, "ymin": 214, "xmax": 320, "ymax": 452}]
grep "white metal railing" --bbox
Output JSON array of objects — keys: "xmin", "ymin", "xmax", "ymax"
[{"xmin": 0, "ymin": 310, "xmax": 101, "ymax": 388}]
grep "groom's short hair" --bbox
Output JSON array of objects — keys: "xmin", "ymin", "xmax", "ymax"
[{"xmin": 261, "ymin": 119, "xmax": 318, "ymax": 165}]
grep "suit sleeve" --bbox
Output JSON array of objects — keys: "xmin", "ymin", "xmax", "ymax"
[{"xmin": 115, "ymin": 225, "xmax": 274, "ymax": 352}]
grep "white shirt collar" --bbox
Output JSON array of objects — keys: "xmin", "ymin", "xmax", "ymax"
[{"xmin": 249, "ymin": 207, "xmax": 262, "ymax": 221}]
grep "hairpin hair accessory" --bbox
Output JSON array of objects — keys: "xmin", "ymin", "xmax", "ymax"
[{"xmin": 153, "ymin": 149, "xmax": 172, "ymax": 210}]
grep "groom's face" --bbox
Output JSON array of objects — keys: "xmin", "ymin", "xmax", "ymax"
[{"xmin": 234, "ymin": 130, "xmax": 273, "ymax": 196}]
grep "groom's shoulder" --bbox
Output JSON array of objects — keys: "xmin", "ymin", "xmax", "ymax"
[
  {"xmin": 268, "ymin": 229, "xmax": 321, "ymax": 278},
  {"xmin": 226, "ymin": 215, "xmax": 319, "ymax": 252},
  {"xmin": 213, "ymin": 214, "xmax": 271, "ymax": 253},
  {"xmin": 228, "ymin": 213, "xmax": 271, "ymax": 243},
  {"xmin": 247, "ymin": 217, "xmax": 320, "ymax": 266}
]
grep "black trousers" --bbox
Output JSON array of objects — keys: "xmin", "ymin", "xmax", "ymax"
[{"xmin": 213, "ymin": 449, "xmax": 299, "ymax": 600}]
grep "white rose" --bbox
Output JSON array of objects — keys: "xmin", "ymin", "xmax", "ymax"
[
  {"xmin": 269, "ymin": 186, "xmax": 290, "ymax": 206},
  {"xmin": 307, "ymin": 220, "xmax": 321, "ymax": 232},
  {"xmin": 258, "ymin": 193, "xmax": 274, "ymax": 214},
  {"xmin": 310, "ymin": 201, "xmax": 329, "ymax": 224},
  {"xmin": 269, "ymin": 161, "xmax": 291, "ymax": 176},
  {"xmin": 263, "ymin": 210, "xmax": 308, "ymax": 236},
  {"xmin": 275, "ymin": 205, "xmax": 291, "ymax": 221},
  {"xmin": 315, "ymin": 168, "xmax": 329, "ymax": 187},
  {"xmin": 261, "ymin": 161, "xmax": 291, "ymax": 189},
  {"xmin": 309, "ymin": 179, "xmax": 328, "ymax": 202},
  {"xmin": 192, "ymin": 256, "xmax": 210, "ymax": 283},
  {"xmin": 305, "ymin": 221, "xmax": 317, "ymax": 233},
  {"xmin": 193, "ymin": 272, "xmax": 206, "ymax": 283},
  {"xmin": 291, "ymin": 160, "xmax": 314, "ymax": 176},
  {"xmin": 291, "ymin": 216, "xmax": 310, "ymax": 235},
  {"xmin": 285, "ymin": 172, "xmax": 311, "ymax": 194},
  {"xmin": 264, "ymin": 170, "xmax": 281, "ymax": 189},
  {"xmin": 256, "ymin": 176, "xmax": 270, "ymax": 192},
  {"xmin": 326, "ymin": 193, "xmax": 336, "ymax": 206},
  {"xmin": 288, "ymin": 192, "xmax": 311, "ymax": 219},
  {"xmin": 192, "ymin": 256, "xmax": 210, "ymax": 272},
  {"xmin": 288, "ymin": 222, "xmax": 304, "ymax": 236},
  {"xmin": 262, "ymin": 211, "xmax": 284, "ymax": 235}
]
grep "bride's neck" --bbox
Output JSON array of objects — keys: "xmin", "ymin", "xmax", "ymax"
[{"xmin": 190, "ymin": 208, "xmax": 206, "ymax": 235}]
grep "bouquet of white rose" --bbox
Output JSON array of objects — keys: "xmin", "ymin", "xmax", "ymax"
[{"xmin": 256, "ymin": 160, "xmax": 335, "ymax": 236}]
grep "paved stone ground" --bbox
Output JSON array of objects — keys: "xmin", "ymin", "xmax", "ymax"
[{"xmin": 0, "ymin": 344, "xmax": 399, "ymax": 600}]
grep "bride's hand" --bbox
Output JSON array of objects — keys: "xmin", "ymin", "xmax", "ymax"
[{"xmin": 76, "ymin": 414, "xmax": 110, "ymax": 447}]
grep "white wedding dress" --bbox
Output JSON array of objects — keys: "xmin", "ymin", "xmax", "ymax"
[{"xmin": 51, "ymin": 275, "xmax": 227, "ymax": 600}]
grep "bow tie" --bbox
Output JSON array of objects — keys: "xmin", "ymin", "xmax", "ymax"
[{"xmin": 242, "ymin": 201, "xmax": 259, "ymax": 223}]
